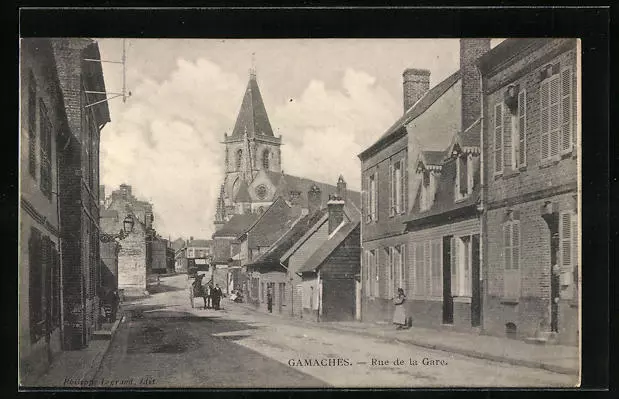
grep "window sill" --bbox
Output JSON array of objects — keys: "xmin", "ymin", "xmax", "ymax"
[
  {"xmin": 499, "ymin": 297, "xmax": 519, "ymax": 305},
  {"xmin": 502, "ymin": 170, "xmax": 520, "ymax": 180},
  {"xmin": 539, "ymin": 157, "xmax": 560, "ymax": 169},
  {"xmin": 453, "ymin": 296, "xmax": 471, "ymax": 304}
]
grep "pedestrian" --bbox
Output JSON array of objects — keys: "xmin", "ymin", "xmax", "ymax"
[
  {"xmin": 267, "ymin": 287, "xmax": 273, "ymax": 313},
  {"xmin": 392, "ymin": 288, "xmax": 408, "ymax": 330},
  {"xmin": 205, "ymin": 280, "xmax": 213, "ymax": 309},
  {"xmin": 212, "ymin": 284, "xmax": 223, "ymax": 310}
]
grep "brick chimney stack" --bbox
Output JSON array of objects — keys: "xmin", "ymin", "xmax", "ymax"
[
  {"xmin": 403, "ymin": 68, "xmax": 431, "ymax": 113},
  {"xmin": 460, "ymin": 39, "xmax": 491, "ymax": 130},
  {"xmin": 307, "ymin": 185, "xmax": 322, "ymax": 214},
  {"xmin": 336, "ymin": 175, "xmax": 347, "ymax": 203},
  {"xmin": 327, "ymin": 194, "xmax": 346, "ymax": 234}
]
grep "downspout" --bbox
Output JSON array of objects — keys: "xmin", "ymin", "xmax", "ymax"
[{"xmin": 476, "ymin": 64, "xmax": 487, "ymax": 331}]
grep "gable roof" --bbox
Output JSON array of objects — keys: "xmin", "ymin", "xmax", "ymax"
[
  {"xmin": 231, "ymin": 74, "xmax": 274, "ymax": 138},
  {"xmin": 263, "ymin": 170, "xmax": 361, "ymax": 209},
  {"xmin": 245, "ymin": 197, "xmax": 300, "ymax": 248},
  {"xmin": 212, "ymin": 213, "xmax": 259, "ymax": 238},
  {"xmin": 247, "ymin": 208, "xmax": 328, "ymax": 268},
  {"xmin": 298, "ymin": 221, "xmax": 361, "ymax": 274},
  {"xmin": 358, "ymin": 70, "xmax": 461, "ymax": 160}
]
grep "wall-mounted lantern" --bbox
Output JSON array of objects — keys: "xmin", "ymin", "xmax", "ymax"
[{"xmin": 123, "ymin": 214, "xmax": 135, "ymax": 235}]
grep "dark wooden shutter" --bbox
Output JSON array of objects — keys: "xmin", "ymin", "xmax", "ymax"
[
  {"xmin": 561, "ymin": 68, "xmax": 573, "ymax": 152},
  {"xmin": 540, "ymin": 80, "xmax": 550, "ymax": 160},
  {"xmin": 28, "ymin": 71, "xmax": 37, "ymax": 178},
  {"xmin": 549, "ymin": 75, "xmax": 561, "ymax": 157},
  {"xmin": 518, "ymin": 90, "xmax": 527, "ymax": 166},
  {"xmin": 459, "ymin": 156, "xmax": 468, "ymax": 194},
  {"xmin": 494, "ymin": 102, "xmax": 503, "ymax": 173}
]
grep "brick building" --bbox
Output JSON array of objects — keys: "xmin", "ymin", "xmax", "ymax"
[
  {"xmin": 358, "ymin": 39, "xmax": 490, "ymax": 331},
  {"xmin": 20, "ymin": 39, "xmax": 68, "ymax": 381},
  {"xmin": 477, "ymin": 39, "xmax": 579, "ymax": 344},
  {"xmin": 52, "ymin": 39, "xmax": 110, "ymax": 350}
]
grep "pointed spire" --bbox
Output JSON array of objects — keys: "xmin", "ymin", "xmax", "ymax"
[
  {"xmin": 231, "ymin": 65, "xmax": 274, "ymax": 139},
  {"xmin": 249, "ymin": 52, "xmax": 256, "ymax": 79}
]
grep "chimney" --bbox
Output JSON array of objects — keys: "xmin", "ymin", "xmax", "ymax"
[
  {"xmin": 307, "ymin": 184, "xmax": 322, "ymax": 214},
  {"xmin": 119, "ymin": 184, "xmax": 132, "ymax": 199},
  {"xmin": 99, "ymin": 185, "xmax": 106, "ymax": 206},
  {"xmin": 336, "ymin": 175, "xmax": 347, "ymax": 203},
  {"xmin": 327, "ymin": 194, "xmax": 346, "ymax": 234},
  {"xmin": 403, "ymin": 68, "xmax": 430, "ymax": 113},
  {"xmin": 460, "ymin": 39, "xmax": 491, "ymax": 130}
]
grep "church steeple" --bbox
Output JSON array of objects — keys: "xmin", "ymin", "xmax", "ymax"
[{"xmin": 231, "ymin": 68, "xmax": 275, "ymax": 138}]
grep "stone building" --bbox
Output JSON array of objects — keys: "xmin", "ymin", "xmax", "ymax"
[
  {"xmin": 101, "ymin": 184, "xmax": 155, "ymax": 297},
  {"xmin": 477, "ymin": 39, "xmax": 579, "ymax": 344},
  {"xmin": 214, "ymin": 69, "xmax": 360, "ymax": 231}
]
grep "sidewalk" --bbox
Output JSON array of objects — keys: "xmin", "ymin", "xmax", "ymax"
[
  {"xmin": 33, "ymin": 314, "xmax": 124, "ymax": 388},
  {"xmin": 230, "ymin": 301, "xmax": 578, "ymax": 376}
]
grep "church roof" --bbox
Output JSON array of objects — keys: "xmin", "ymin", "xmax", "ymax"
[
  {"xmin": 231, "ymin": 74, "xmax": 274, "ymax": 138},
  {"xmin": 264, "ymin": 171, "xmax": 361, "ymax": 210}
]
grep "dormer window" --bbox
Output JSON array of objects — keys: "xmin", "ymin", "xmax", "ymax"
[{"xmin": 455, "ymin": 154, "xmax": 473, "ymax": 201}]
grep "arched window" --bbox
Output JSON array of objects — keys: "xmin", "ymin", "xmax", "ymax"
[
  {"xmin": 262, "ymin": 149, "xmax": 270, "ymax": 170},
  {"xmin": 236, "ymin": 149, "xmax": 243, "ymax": 170}
]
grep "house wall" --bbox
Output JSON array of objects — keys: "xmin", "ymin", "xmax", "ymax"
[
  {"xmin": 100, "ymin": 241, "xmax": 119, "ymax": 291},
  {"xmin": 482, "ymin": 39, "xmax": 578, "ymax": 345},
  {"xmin": 20, "ymin": 42, "xmax": 67, "ymax": 382},
  {"xmin": 287, "ymin": 219, "xmax": 329, "ymax": 316},
  {"xmin": 361, "ymin": 135, "xmax": 408, "ymax": 242},
  {"xmin": 363, "ymin": 217, "xmax": 479, "ymax": 331},
  {"xmin": 151, "ymin": 239, "xmax": 167, "ymax": 272}
]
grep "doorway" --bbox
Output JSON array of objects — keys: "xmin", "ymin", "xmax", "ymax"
[
  {"xmin": 278, "ymin": 282, "xmax": 285, "ymax": 313},
  {"xmin": 442, "ymin": 235, "xmax": 453, "ymax": 324}
]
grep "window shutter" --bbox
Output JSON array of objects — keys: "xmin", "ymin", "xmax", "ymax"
[
  {"xmin": 571, "ymin": 214, "xmax": 578, "ymax": 268},
  {"xmin": 549, "ymin": 75, "xmax": 561, "ymax": 157},
  {"xmin": 560, "ymin": 212, "xmax": 572, "ymax": 268},
  {"xmin": 561, "ymin": 68, "xmax": 573, "ymax": 152},
  {"xmin": 503, "ymin": 223, "xmax": 512, "ymax": 271},
  {"xmin": 403, "ymin": 158, "xmax": 408, "ymax": 212},
  {"xmin": 424, "ymin": 241, "xmax": 431, "ymax": 295},
  {"xmin": 540, "ymin": 80, "xmax": 550, "ymax": 160},
  {"xmin": 518, "ymin": 90, "xmax": 527, "ymax": 166},
  {"xmin": 494, "ymin": 102, "xmax": 503, "ymax": 173},
  {"xmin": 458, "ymin": 155, "xmax": 467, "ymax": 195},
  {"xmin": 400, "ymin": 160, "xmax": 407, "ymax": 213},
  {"xmin": 504, "ymin": 107, "xmax": 512, "ymax": 169},
  {"xmin": 450, "ymin": 237, "xmax": 457, "ymax": 296},
  {"xmin": 512, "ymin": 222, "xmax": 520, "ymax": 270},
  {"xmin": 389, "ymin": 164, "xmax": 394, "ymax": 216}
]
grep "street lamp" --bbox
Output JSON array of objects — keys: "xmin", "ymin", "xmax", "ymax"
[{"xmin": 123, "ymin": 214, "xmax": 135, "ymax": 235}]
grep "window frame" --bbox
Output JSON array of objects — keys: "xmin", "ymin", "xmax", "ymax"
[
  {"xmin": 455, "ymin": 154, "xmax": 472, "ymax": 201},
  {"xmin": 262, "ymin": 149, "xmax": 270, "ymax": 170},
  {"xmin": 367, "ymin": 172, "xmax": 378, "ymax": 223},
  {"xmin": 560, "ymin": 67, "xmax": 574, "ymax": 154}
]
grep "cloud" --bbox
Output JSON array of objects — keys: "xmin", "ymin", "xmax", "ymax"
[
  {"xmin": 101, "ymin": 62, "xmax": 399, "ymax": 239},
  {"xmin": 272, "ymin": 68, "xmax": 399, "ymax": 190},
  {"xmin": 101, "ymin": 57, "xmax": 244, "ymax": 239}
]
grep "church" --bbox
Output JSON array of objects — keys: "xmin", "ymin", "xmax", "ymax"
[{"xmin": 214, "ymin": 68, "xmax": 360, "ymax": 232}]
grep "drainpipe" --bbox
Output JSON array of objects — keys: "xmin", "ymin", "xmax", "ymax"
[{"xmin": 476, "ymin": 64, "xmax": 487, "ymax": 331}]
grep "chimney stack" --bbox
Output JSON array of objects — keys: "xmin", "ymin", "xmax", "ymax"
[
  {"xmin": 460, "ymin": 39, "xmax": 491, "ymax": 130},
  {"xmin": 336, "ymin": 175, "xmax": 347, "ymax": 203},
  {"xmin": 307, "ymin": 184, "xmax": 322, "ymax": 214},
  {"xmin": 327, "ymin": 194, "xmax": 346, "ymax": 234},
  {"xmin": 403, "ymin": 68, "xmax": 431, "ymax": 113}
]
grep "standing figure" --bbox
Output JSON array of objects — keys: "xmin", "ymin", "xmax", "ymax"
[
  {"xmin": 212, "ymin": 284, "xmax": 223, "ymax": 310},
  {"xmin": 267, "ymin": 287, "xmax": 273, "ymax": 313},
  {"xmin": 205, "ymin": 281, "xmax": 214, "ymax": 309},
  {"xmin": 392, "ymin": 288, "xmax": 408, "ymax": 330}
]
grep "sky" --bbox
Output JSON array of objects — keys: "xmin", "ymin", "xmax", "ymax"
[{"xmin": 97, "ymin": 38, "xmax": 501, "ymax": 240}]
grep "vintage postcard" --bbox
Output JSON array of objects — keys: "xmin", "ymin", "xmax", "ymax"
[{"xmin": 19, "ymin": 37, "xmax": 581, "ymax": 388}]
